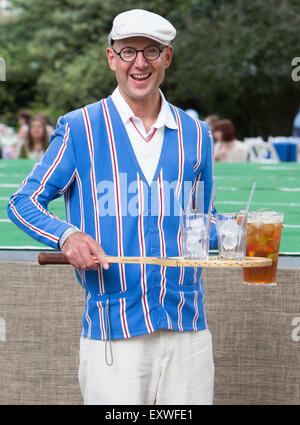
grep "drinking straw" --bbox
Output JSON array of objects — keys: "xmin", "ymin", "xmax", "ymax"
[
  {"xmin": 246, "ymin": 182, "xmax": 256, "ymax": 213},
  {"xmin": 186, "ymin": 179, "xmax": 200, "ymax": 214},
  {"xmin": 194, "ymin": 179, "xmax": 201, "ymax": 213},
  {"xmin": 186, "ymin": 180, "xmax": 214, "ymax": 218},
  {"xmin": 207, "ymin": 183, "xmax": 214, "ymax": 222}
]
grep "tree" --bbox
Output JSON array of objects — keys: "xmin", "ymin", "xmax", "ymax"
[
  {"xmin": 170, "ymin": 0, "xmax": 300, "ymax": 137},
  {"xmin": 0, "ymin": 5, "xmax": 40, "ymax": 124},
  {"xmin": 1, "ymin": 0, "xmax": 300, "ymax": 138}
]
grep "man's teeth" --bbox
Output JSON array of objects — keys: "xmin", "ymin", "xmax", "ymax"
[{"xmin": 132, "ymin": 74, "xmax": 150, "ymax": 80}]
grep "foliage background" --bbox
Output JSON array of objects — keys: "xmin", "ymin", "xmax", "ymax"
[{"xmin": 1, "ymin": 0, "xmax": 300, "ymax": 139}]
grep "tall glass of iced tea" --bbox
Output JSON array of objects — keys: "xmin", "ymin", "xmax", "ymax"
[{"xmin": 243, "ymin": 210, "xmax": 284, "ymax": 286}]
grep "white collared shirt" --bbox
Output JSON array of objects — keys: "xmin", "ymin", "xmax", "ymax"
[{"xmin": 111, "ymin": 87, "xmax": 178, "ymax": 185}]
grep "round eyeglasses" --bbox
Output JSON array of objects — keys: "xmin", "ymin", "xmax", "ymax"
[{"xmin": 112, "ymin": 45, "xmax": 165, "ymax": 62}]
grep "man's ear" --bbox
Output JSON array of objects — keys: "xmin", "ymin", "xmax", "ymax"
[
  {"xmin": 164, "ymin": 45, "xmax": 173, "ymax": 70},
  {"xmin": 107, "ymin": 47, "xmax": 116, "ymax": 71}
]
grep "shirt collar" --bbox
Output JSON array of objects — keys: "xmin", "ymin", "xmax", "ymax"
[{"xmin": 111, "ymin": 86, "xmax": 178, "ymax": 130}]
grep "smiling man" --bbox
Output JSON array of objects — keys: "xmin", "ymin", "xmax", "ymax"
[{"xmin": 7, "ymin": 9, "xmax": 217, "ymax": 405}]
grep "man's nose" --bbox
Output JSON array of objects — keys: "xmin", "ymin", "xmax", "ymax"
[{"xmin": 134, "ymin": 51, "xmax": 148, "ymax": 67}]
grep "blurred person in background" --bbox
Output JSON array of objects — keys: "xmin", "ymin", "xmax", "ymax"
[
  {"xmin": 0, "ymin": 123, "xmax": 20, "ymax": 159},
  {"xmin": 20, "ymin": 114, "xmax": 49, "ymax": 160},
  {"xmin": 17, "ymin": 109, "xmax": 31, "ymax": 142},
  {"xmin": 39, "ymin": 113, "xmax": 55, "ymax": 136},
  {"xmin": 213, "ymin": 119, "xmax": 248, "ymax": 162},
  {"xmin": 204, "ymin": 114, "xmax": 219, "ymax": 142}
]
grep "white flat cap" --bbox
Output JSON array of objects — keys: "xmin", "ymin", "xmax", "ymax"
[{"xmin": 108, "ymin": 9, "xmax": 176, "ymax": 46}]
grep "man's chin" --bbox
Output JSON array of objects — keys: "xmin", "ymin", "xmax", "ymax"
[{"xmin": 125, "ymin": 89, "xmax": 157, "ymax": 102}]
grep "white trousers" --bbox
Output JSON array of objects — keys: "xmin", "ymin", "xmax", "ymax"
[{"xmin": 78, "ymin": 328, "xmax": 214, "ymax": 405}]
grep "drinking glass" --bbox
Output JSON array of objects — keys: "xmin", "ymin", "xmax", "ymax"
[
  {"xmin": 243, "ymin": 210, "xmax": 284, "ymax": 286},
  {"xmin": 180, "ymin": 212, "xmax": 211, "ymax": 260},
  {"xmin": 216, "ymin": 212, "xmax": 248, "ymax": 259}
]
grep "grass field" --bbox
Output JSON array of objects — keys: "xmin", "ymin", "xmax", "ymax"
[
  {"xmin": 0, "ymin": 160, "xmax": 299, "ymax": 254},
  {"xmin": 213, "ymin": 162, "xmax": 300, "ymax": 254}
]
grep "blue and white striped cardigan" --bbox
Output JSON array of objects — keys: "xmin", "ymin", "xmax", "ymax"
[{"xmin": 7, "ymin": 96, "xmax": 217, "ymax": 340}]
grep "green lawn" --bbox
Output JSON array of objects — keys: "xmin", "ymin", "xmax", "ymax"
[
  {"xmin": 0, "ymin": 160, "xmax": 299, "ymax": 253},
  {"xmin": 212, "ymin": 162, "xmax": 300, "ymax": 254}
]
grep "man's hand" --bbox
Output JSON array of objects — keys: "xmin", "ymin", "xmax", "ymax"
[{"xmin": 61, "ymin": 232, "xmax": 109, "ymax": 271}]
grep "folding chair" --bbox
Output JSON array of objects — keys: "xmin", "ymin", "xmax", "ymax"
[{"xmin": 243, "ymin": 137, "xmax": 280, "ymax": 163}]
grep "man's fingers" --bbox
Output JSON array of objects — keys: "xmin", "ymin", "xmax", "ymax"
[
  {"xmin": 84, "ymin": 237, "xmax": 110, "ymax": 270},
  {"xmin": 62, "ymin": 232, "xmax": 110, "ymax": 271},
  {"xmin": 91, "ymin": 247, "xmax": 110, "ymax": 270},
  {"xmin": 79, "ymin": 249, "xmax": 99, "ymax": 270}
]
